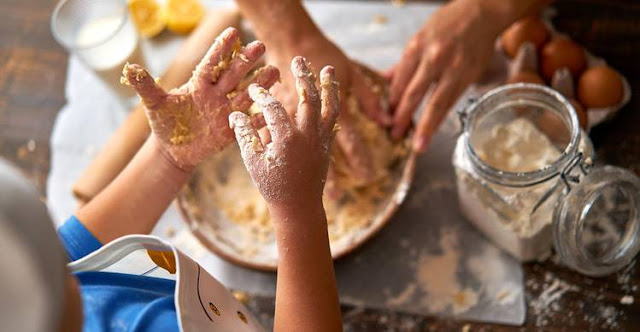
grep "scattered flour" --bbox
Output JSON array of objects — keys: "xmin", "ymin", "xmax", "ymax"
[
  {"xmin": 617, "ymin": 258, "xmax": 636, "ymax": 292},
  {"xmin": 620, "ymin": 295, "xmax": 634, "ymax": 305},
  {"xmin": 414, "ymin": 229, "xmax": 479, "ymax": 314},
  {"xmin": 584, "ymin": 304, "xmax": 623, "ymax": 330},
  {"xmin": 385, "ymin": 228, "xmax": 524, "ymax": 317},
  {"xmin": 529, "ymin": 272, "xmax": 580, "ymax": 327},
  {"xmin": 526, "ymin": 270, "xmax": 631, "ymax": 329},
  {"xmin": 466, "ymin": 243, "xmax": 520, "ymax": 305}
]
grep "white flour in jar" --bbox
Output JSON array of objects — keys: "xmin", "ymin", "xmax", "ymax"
[
  {"xmin": 454, "ymin": 118, "xmax": 563, "ymax": 261},
  {"xmin": 475, "ymin": 118, "xmax": 561, "ymax": 173}
]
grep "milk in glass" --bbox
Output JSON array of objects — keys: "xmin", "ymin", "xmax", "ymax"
[{"xmin": 75, "ymin": 15, "xmax": 145, "ymax": 99}]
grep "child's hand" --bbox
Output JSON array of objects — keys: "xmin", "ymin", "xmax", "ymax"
[
  {"xmin": 122, "ymin": 28, "xmax": 279, "ymax": 170},
  {"xmin": 229, "ymin": 57, "xmax": 339, "ymax": 208}
]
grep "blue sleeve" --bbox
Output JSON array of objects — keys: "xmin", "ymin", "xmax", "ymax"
[
  {"xmin": 58, "ymin": 216, "xmax": 103, "ymax": 261},
  {"xmin": 77, "ymin": 272, "xmax": 178, "ymax": 332}
]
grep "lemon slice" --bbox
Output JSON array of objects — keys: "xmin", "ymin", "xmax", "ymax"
[
  {"xmin": 128, "ymin": 0, "xmax": 165, "ymax": 38},
  {"xmin": 164, "ymin": 0, "xmax": 204, "ymax": 34}
]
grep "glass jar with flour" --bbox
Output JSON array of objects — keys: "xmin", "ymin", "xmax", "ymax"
[{"xmin": 453, "ymin": 84, "xmax": 640, "ymax": 276}]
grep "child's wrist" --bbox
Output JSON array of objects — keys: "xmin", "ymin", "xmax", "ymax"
[
  {"xmin": 269, "ymin": 199, "xmax": 326, "ymax": 229},
  {"xmin": 148, "ymin": 136, "xmax": 194, "ymax": 177}
]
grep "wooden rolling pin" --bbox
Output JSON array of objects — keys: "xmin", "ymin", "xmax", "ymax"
[{"xmin": 72, "ymin": 8, "xmax": 242, "ymax": 204}]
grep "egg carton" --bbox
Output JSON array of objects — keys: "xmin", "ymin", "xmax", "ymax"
[{"xmin": 481, "ymin": 11, "xmax": 631, "ymax": 131}]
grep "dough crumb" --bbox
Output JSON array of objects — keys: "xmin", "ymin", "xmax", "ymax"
[
  {"xmin": 232, "ymin": 290, "xmax": 250, "ymax": 305},
  {"xmin": 251, "ymin": 136, "xmax": 263, "ymax": 152},
  {"xmin": 120, "ymin": 63, "xmax": 131, "ymax": 85},
  {"xmin": 620, "ymin": 295, "xmax": 634, "ymax": 305},
  {"xmin": 372, "ymin": 14, "xmax": 388, "ymax": 25}
]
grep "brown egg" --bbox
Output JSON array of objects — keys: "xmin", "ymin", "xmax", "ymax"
[
  {"xmin": 506, "ymin": 71, "xmax": 545, "ymax": 85},
  {"xmin": 577, "ymin": 66, "xmax": 624, "ymax": 109},
  {"xmin": 540, "ymin": 39, "xmax": 587, "ymax": 81},
  {"xmin": 570, "ymin": 99, "xmax": 588, "ymax": 130},
  {"xmin": 502, "ymin": 16, "xmax": 548, "ymax": 58}
]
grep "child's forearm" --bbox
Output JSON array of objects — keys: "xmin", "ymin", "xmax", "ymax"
[
  {"xmin": 270, "ymin": 202, "xmax": 343, "ymax": 332},
  {"xmin": 75, "ymin": 136, "xmax": 191, "ymax": 244}
]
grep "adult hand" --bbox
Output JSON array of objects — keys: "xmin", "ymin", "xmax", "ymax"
[
  {"xmin": 389, "ymin": 0, "xmax": 507, "ymax": 152},
  {"xmin": 229, "ymin": 57, "xmax": 339, "ymax": 207},
  {"xmin": 123, "ymin": 28, "xmax": 279, "ymax": 170},
  {"xmin": 266, "ymin": 31, "xmax": 389, "ymax": 183}
]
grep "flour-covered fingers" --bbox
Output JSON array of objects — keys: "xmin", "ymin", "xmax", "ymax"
[
  {"xmin": 319, "ymin": 65, "xmax": 340, "ymax": 139},
  {"xmin": 229, "ymin": 111, "xmax": 264, "ymax": 163},
  {"xmin": 291, "ymin": 56, "xmax": 320, "ymax": 131},
  {"xmin": 229, "ymin": 65, "xmax": 280, "ymax": 111},
  {"xmin": 215, "ymin": 41, "xmax": 266, "ymax": 93},
  {"xmin": 122, "ymin": 63, "xmax": 167, "ymax": 111},
  {"xmin": 194, "ymin": 27, "xmax": 241, "ymax": 84},
  {"xmin": 248, "ymin": 84, "xmax": 293, "ymax": 143}
]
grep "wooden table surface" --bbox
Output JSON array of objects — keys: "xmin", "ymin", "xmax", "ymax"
[{"xmin": 2, "ymin": 0, "xmax": 639, "ymax": 330}]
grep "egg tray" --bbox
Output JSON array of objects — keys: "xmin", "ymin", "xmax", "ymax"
[{"xmin": 491, "ymin": 13, "xmax": 631, "ymax": 131}]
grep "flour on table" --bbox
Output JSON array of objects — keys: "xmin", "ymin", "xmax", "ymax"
[
  {"xmin": 384, "ymin": 227, "xmax": 523, "ymax": 315},
  {"xmin": 466, "ymin": 242, "xmax": 520, "ymax": 305},
  {"xmin": 527, "ymin": 272, "xmax": 581, "ymax": 327},
  {"xmin": 413, "ymin": 228, "xmax": 479, "ymax": 314}
]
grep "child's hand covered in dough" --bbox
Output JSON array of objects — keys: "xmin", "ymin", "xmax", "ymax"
[
  {"xmin": 229, "ymin": 56, "xmax": 339, "ymax": 209},
  {"xmin": 122, "ymin": 27, "xmax": 279, "ymax": 171}
]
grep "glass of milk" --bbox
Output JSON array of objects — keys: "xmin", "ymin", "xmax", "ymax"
[{"xmin": 51, "ymin": 0, "xmax": 145, "ymax": 100}]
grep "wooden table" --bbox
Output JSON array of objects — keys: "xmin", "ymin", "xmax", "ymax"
[{"xmin": 1, "ymin": 0, "xmax": 639, "ymax": 330}]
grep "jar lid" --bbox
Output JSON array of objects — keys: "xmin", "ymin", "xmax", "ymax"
[{"xmin": 554, "ymin": 165, "xmax": 640, "ymax": 276}]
